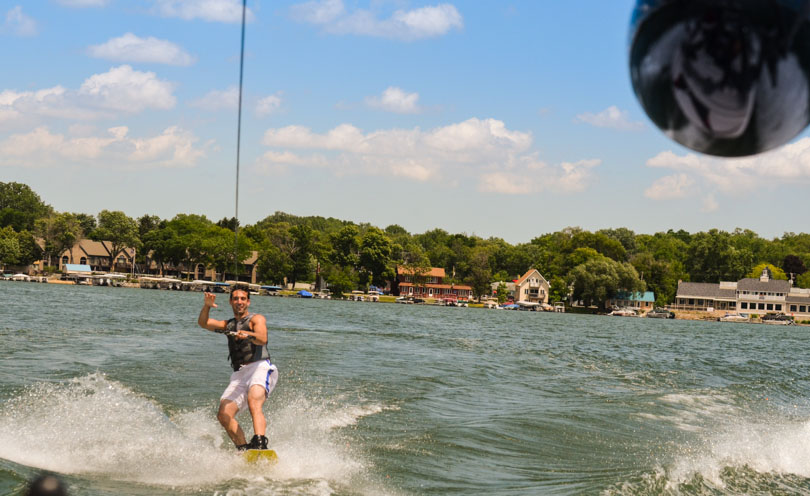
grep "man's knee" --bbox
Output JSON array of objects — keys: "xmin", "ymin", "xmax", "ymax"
[{"xmin": 218, "ymin": 402, "xmax": 237, "ymax": 425}]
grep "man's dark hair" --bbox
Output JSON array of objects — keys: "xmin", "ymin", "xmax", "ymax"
[{"xmin": 230, "ymin": 283, "xmax": 251, "ymax": 299}]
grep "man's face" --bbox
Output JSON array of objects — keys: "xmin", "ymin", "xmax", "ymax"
[{"xmin": 230, "ymin": 290, "xmax": 250, "ymax": 314}]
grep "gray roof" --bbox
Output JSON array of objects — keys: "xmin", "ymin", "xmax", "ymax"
[
  {"xmin": 787, "ymin": 294, "xmax": 810, "ymax": 304},
  {"xmin": 676, "ymin": 282, "xmax": 736, "ymax": 300},
  {"xmin": 736, "ymin": 278, "xmax": 791, "ymax": 293}
]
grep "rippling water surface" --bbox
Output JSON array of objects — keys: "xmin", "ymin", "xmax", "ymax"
[{"xmin": 2, "ymin": 282, "xmax": 810, "ymax": 495}]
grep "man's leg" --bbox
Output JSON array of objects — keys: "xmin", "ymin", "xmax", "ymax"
[
  {"xmin": 217, "ymin": 399, "xmax": 246, "ymax": 446},
  {"xmin": 246, "ymin": 384, "xmax": 267, "ymax": 436}
]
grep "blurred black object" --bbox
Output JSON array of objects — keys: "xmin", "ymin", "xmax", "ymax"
[
  {"xmin": 629, "ymin": 0, "xmax": 810, "ymax": 156},
  {"xmin": 26, "ymin": 474, "xmax": 67, "ymax": 496}
]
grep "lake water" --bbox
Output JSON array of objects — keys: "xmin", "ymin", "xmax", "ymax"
[{"xmin": 2, "ymin": 282, "xmax": 810, "ymax": 495}]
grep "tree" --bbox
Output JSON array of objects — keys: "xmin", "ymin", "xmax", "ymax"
[
  {"xmin": 0, "ymin": 227, "xmax": 42, "ymax": 270},
  {"xmin": 216, "ymin": 217, "xmax": 239, "ymax": 232},
  {"xmin": 0, "ymin": 226, "xmax": 21, "ymax": 269},
  {"xmin": 205, "ymin": 224, "xmax": 253, "ymax": 280},
  {"xmin": 289, "ymin": 224, "xmax": 314, "ymax": 286},
  {"xmin": 686, "ymin": 229, "xmax": 753, "ymax": 282},
  {"xmin": 35, "ymin": 213, "xmax": 84, "ymax": 267},
  {"xmin": 496, "ymin": 282, "xmax": 508, "ymax": 304},
  {"xmin": 0, "ymin": 182, "xmax": 52, "ymax": 232},
  {"xmin": 257, "ymin": 242, "xmax": 292, "ymax": 285},
  {"xmin": 783, "ymin": 254, "xmax": 807, "ymax": 279},
  {"xmin": 94, "ymin": 210, "xmax": 140, "ymax": 272},
  {"xmin": 747, "ymin": 263, "xmax": 788, "ymax": 280},
  {"xmin": 549, "ymin": 276, "xmax": 569, "ymax": 303},
  {"xmin": 359, "ymin": 227, "xmax": 393, "ymax": 288},
  {"xmin": 167, "ymin": 214, "xmax": 214, "ymax": 279},
  {"xmin": 467, "ymin": 247, "xmax": 493, "ymax": 298},
  {"xmin": 598, "ymin": 227, "xmax": 637, "ymax": 254},
  {"xmin": 329, "ymin": 225, "xmax": 360, "ymax": 268},
  {"xmin": 74, "ymin": 213, "xmax": 97, "ymax": 239},
  {"xmin": 569, "ymin": 258, "xmax": 645, "ymax": 312},
  {"xmin": 142, "ymin": 224, "xmax": 182, "ymax": 275},
  {"xmin": 630, "ymin": 252, "xmax": 686, "ymax": 305},
  {"xmin": 324, "ymin": 265, "xmax": 358, "ymax": 297},
  {"xmin": 797, "ymin": 272, "xmax": 810, "ymax": 289}
]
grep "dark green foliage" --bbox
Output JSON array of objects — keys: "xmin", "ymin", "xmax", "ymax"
[{"xmin": 0, "ymin": 182, "xmax": 53, "ymax": 232}]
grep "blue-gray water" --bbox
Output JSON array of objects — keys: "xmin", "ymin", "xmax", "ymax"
[{"xmin": 2, "ymin": 282, "xmax": 810, "ymax": 495}]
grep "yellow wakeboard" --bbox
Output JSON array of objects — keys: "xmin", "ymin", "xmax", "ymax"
[{"xmin": 244, "ymin": 449, "xmax": 278, "ymax": 464}]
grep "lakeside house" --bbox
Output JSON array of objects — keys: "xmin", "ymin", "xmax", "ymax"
[
  {"xmin": 514, "ymin": 268, "xmax": 550, "ymax": 305},
  {"xmin": 608, "ymin": 291, "xmax": 655, "ymax": 311},
  {"xmin": 396, "ymin": 266, "xmax": 473, "ymax": 302},
  {"xmin": 33, "ymin": 239, "xmax": 260, "ymax": 284},
  {"xmin": 41, "ymin": 239, "xmax": 136, "ymax": 274},
  {"xmin": 674, "ymin": 268, "xmax": 810, "ymax": 319}
]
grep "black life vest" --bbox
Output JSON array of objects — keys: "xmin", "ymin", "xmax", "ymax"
[{"xmin": 225, "ymin": 313, "xmax": 271, "ymax": 371}]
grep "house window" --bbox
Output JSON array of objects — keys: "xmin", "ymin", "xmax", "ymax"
[
  {"xmin": 61, "ymin": 256, "xmax": 68, "ymax": 264},
  {"xmin": 801, "ymin": 305, "xmax": 807, "ymax": 313},
  {"xmin": 775, "ymin": 304, "xmax": 782, "ymax": 311},
  {"xmin": 80, "ymin": 257, "xmax": 87, "ymax": 265},
  {"xmin": 758, "ymin": 303, "xmax": 765, "ymax": 310},
  {"xmin": 767, "ymin": 304, "xmax": 773, "ymax": 311},
  {"xmin": 688, "ymin": 299, "xmax": 694, "ymax": 305},
  {"xmin": 741, "ymin": 302, "xmax": 748, "ymax": 309},
  {"xmin": 791, "ymin": 305, "xmax": 797, "ymax": 312}
]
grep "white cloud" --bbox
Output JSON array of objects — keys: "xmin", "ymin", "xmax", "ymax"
[
  {"xmin": 0, "ymin": 126, "xmax": 206, "ymax": 168},
  {"xmin": 479, "ymin": 156, "xmax": 599, "ymax": 195},
  {"xmin": 151, "ymin": 0, "xmax": 254, "ymax": 23},
  {"xmin": 88, "ymin": 33, "xmax": 195, "ymax": 66},
  {"xmin": 0, "ymin": 66, "xmax": 177, "ymax": 129},
  {"xmin": 365, "ymin": 87, "xmax": 421, "ymax": 114},
  {"xmin": 256, "ymin": 93, "xmax": 282, "ymax": 116},
  {"xmin": 259, "ymin": 117, "xmax": 598, "ymax": 192},
  {"xmin": 78, "ymin": 65, "xmax": 176, "ymax": 113},
  {"xmin": 643, "ymin": 173, "xmax": 695, "ymax": 200},
  {"xmin": 291, "ymin": 0, "xmax": 463, "ymax": 41},
  {"xmin": 189, "ymin": 86, "xmax": 239, "ymax": 111},
  {"xmin": 645, "ymin": 138, "xmax": 810, "ymax": 196},
  {"xmin": 3, "ymin": 6, "xmax": 37, "ymax": 37},
  {"xmin": 291, "ymin": 0, "xmax": 344, "ymax": 23},
  {"xmin": 576, "ymin": 105, "xmax": 644, "ymax": 131},
  {"xmin": 55, "ymin": 0, "xmax": 109, "ymax": 7}
]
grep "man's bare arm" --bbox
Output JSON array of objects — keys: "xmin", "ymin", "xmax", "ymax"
[
  {"xmin": 241, "ymin": 314, "xmax": 267, "ymax": 345},
  {"xmin": 198, "ymin": 292, "xmax": 228, "ymax": 332}
]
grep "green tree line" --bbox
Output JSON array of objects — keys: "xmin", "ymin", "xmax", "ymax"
[{"xmin": 2, "ymin": 181, "xmax": 810, "ymax": 303}]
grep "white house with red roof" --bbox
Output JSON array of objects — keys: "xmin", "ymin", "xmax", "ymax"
[{"xmin": 514, "ymin": 268, "xmax": 550, "ymax": 304}]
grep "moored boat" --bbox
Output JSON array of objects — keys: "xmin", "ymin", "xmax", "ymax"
[
  {"xmin": 646, "ymin": 307, "xmax": 675, "ymax": 319},
  {"xmin": 761, "ymin": 313, "xmax": 795, "ymax": 325},
  {"xmin": 718, "ymin": 312, "xmax": 750, "ymax": 322},
  {"xmin": 608, "ymin": 307, "xmax": 638, "ymax": 317}
]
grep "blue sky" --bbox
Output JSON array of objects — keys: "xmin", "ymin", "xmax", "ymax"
[{"xmin": 2, "ymin": 0, "xmax": 809, "ymax": 243}]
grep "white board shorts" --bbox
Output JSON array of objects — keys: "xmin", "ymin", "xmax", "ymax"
[{"xmin": 220, "ymin": 359, "xmax": 278, "ymax": 412}]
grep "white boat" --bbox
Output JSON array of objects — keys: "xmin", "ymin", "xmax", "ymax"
[
  {"xmin": 646, "ymin": 307, "xmax": 675, "ymax": 319},
  {"xmin": 718, "ymin": 312, "xmax": 749, "ymax": 322},
  {"xmin": 761, "ymin": 313, "xmax": 795, "ymax": 325},
  {"xmin": 608, "ymin": 307, "xmax": 637, "ymax": 317}
]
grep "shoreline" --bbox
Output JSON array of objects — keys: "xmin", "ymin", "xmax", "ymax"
[{"xmin": 5, "ymin": 277, "xmax": 805, "ymax": 326}]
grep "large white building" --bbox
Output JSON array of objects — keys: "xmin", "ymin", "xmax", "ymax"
[{"xmin": 674, "ymin": 268, "xmax": 810, "ymax": 319}]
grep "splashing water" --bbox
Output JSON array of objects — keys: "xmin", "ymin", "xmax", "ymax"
[{"xmin": 0, "ymin": 373, "xmax": 396, "ymax": 494}]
